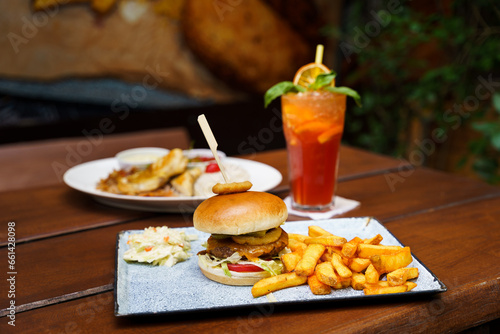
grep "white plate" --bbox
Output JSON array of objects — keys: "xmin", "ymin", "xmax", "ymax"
[{"xmin": 63, "ymin": 157, "xmax": 282, "ymax": 212}]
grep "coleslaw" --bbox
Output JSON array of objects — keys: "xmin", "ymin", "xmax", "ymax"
[{"xmin": 124, "ymin": 226, "xmax": 198, "ymax": 266}]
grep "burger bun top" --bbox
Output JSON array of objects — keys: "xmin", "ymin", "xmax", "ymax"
[{"xmin": 193, "ymin": 191, "xmax": 287, "ymax": 235}]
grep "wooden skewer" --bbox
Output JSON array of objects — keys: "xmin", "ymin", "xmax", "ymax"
[{"xmin": 197, "ymin": 114, "xmax": 229, "ymax": 183}]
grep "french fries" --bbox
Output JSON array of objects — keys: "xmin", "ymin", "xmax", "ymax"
[
  {"xmin": 315, "ymin": 262, "xmax": 338, "ymax": 286},
  {"xmin": 288, "ymin": 239, "xmax": 307, "ymax": 255},
  {"xmin": 308, "ymin": 273, "xmax": 332, "ymax": 295},
  {"xmin": 364, "ymin": 264, "xmax": 380, "ymax": 284},
  {"xmin": 357, "ymin": 244, "xmax": 403, "ymax": 258},
  {"xmin": 405, "ymin": 281, "xmax": 418, "ymax": 291},
  {"xmin": 251, "ymin": 226, "xmax": 418, "ymax": 298},
  {"xmin": 251, "ymin": 272, "xmax": 307, "ymax": 298},
  {"xmin": 341, "ymin": 238, "xmax": 361, "ymax": 258},
  {"xmin": 349, "ymin": 258, "xmax": 371, "ymax": 273},
  {"xmin": 330, "ymin": 253, "xmax": 353, "ymax": 278},
  {"xmin": 304, "ymin": 235, "xmax": 347, "ymax": 247},
  {"xmin": 322, "ymin": 246, "xmax": 342, "ymax": 260},
  {"xmin": 351, "ymin": 272, "xmax": 366, "ymax": 290},
  {"xmin": 288, "ymin": 233, "xmax": 309, "ymax": 243},
  {"xmin": 295, "ymin": 244, "xmax": 325, "ymax": 277},
  {"xmin": 281, "ymin": 252, "xmax": 302, "ymax": 273},
  {"xmin": 370, "ymin": 247, "xmax": 412, "ymax": 274},
  {"xmin": 364, "ymin": 285, "xmax": 407, "ymax": 295},
  {"xmin": 308, "ymin": 225, "xmax": 334, "ymax": 237},
  {"xmin": 363, "ymin": 234, "xmax": 383, "ymax": 245},
  {"xmin": 387, "ymin": 267, "xmax": 419, "ymax": 286}
]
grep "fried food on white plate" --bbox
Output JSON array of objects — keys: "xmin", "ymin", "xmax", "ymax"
[
  {"xmin": 117, "ymin": 148, "xmax": 187, "ymax": 195},
  {"xmin": 171, "ymin": 167, "xmax": 203, "ymax": 196}
]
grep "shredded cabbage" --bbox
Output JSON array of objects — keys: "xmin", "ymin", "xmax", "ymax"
[{"xmin": 123, "ymin": 226, "xmax": 198, "ymax": 266}]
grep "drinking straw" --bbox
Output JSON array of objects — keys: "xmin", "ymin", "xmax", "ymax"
[{"xmin": 315, "ymin": 44, "xmax": 324, "ymax": 64}]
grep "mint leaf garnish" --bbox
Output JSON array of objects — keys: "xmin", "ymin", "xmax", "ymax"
[
  {"xmin": 324, "ymin": 86, "xmax": 362, "ymax": 107},
  {"xmin": 264, "ymin": 71, "xmax": 362, "ymax": 108},
  {"xmin": 264, "ymin": 81, "xmax": 305, "ymax": 108},
  {"xmin": 309, "ymin": 71, "xmax": 337, "ymax": 90}
]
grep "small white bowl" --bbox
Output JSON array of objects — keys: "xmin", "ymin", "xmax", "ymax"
[
  {"xmin": 183, "ymin": 149, "xmax": 226, "ymax": 168},
  {"xmin": 116, "ymin": 147, "xmax": 170, "ymax": 170}
]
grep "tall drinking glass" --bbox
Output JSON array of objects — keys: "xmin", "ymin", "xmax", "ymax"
[{"xmin": 281, "ymin": 91, "xmax": 346, "ymax": 211}]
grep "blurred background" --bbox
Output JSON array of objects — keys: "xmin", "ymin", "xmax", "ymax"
[{"xmin": 1, "ymin": 0, "xmax": 499, "ymax": 184}]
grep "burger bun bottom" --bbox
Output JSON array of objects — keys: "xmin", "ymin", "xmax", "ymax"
[{"xmin": 198, "ymin": 256, "xmax": 271, "ymax": 286}]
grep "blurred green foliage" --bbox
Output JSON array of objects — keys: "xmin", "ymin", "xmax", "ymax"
[
  {"xmin": 329, "ymin": 0, "xmax": 500, "ymax": 183},
  {"xmin": 466, "ymin": 92, "xmax": 500, "ymax": 183}
]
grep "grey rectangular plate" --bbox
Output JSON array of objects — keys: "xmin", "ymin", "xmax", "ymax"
[{"xmin": 114, "ymin": 217, "xmax": 446, "ymax": 317}]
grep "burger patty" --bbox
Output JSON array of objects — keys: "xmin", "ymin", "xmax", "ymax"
[{"xmin": 204, "ymin": 228, "xmax": 288, "ymax": 261}]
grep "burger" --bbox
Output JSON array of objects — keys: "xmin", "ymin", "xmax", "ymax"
[{"xmin": 193, "ymin": 190, "xmax": 289, "ymax": 286}]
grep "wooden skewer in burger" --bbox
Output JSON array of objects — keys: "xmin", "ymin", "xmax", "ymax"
[{"xmin": 194, "ymin": 114, "xmax": 288, "ymax": 285}]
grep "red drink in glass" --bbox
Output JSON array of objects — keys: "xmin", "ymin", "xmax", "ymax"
[{"xmin": 281, "ymin": 91, "xmax": 346, "ymax": 211}]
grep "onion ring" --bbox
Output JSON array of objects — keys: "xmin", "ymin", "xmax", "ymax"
[{"xmin": 232, "ymin": 227, "xmax": 282, "ymax": 246}]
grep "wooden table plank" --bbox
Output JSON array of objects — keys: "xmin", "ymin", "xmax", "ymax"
[
  {"xmin": 0, "ymin": 185, "xmax": 155, "ymax": 246},
  {"xmin": 2, "ymin": 196, "xmax": 499, "ymax": 332}
]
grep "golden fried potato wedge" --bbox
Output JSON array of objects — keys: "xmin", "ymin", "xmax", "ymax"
[
  {"xmin": 308, "ymin": 273, "xmax": 332, "ymax": 295},
  {"xmin": 281, "ymin": 252, "xmax": 302, "ymax": 273},
  {"xmin": 315, "ymin": 262, "xmax": 338, "ymax": 286},
  {"xmin": 349, "ymin": 258, "xmax": 371, "ymax": 273},
  {"xmin": 351, "ymin": 272, "xmax": 366, "ymax": 290},
  {"xmin": 295, "ymin": 244, "xmax": 325, "ymax": 277},
  {"xmin": 342, "ymin": 238, "xmax": 362, "ymax": 258},
  {"xmin": 405, "ymin": 281, "xmax": 418, "ymax": 291},
  {"xmin": 330, "ymin": 252, "xmax": 352, "ymax": 278},
  {"xmin": 304, "ymin": 236, "xmax": 347, "ymax": 247},
  {"xmin": 308, "ymin": 225, "xmax": 333, "ymax": 237},
  {"xmin": 288, "ymin": 239, "xmax": 307, "ymax": 255},
  {"xmin": 357, "ymin": 244, "xmax": 404, "ymax": 258},
  {"xmin": 364, "ymin": 285, "xmax": 408, "ymax": 295},
  {"xmin": 363, "ymin": 234, "xmax": 383, "ymax": 245},
  {"xmin": 288, "ymin": 233, "xmax": 309, "ymax": 243},
  {"xmin": 364, "ymin": 264, "xmax": 380, "ymax": 284},
  {"xmin": 251, "ymin": 273, "xmax": 307, "ymax": 298},
  {"xmin": 387, "ymin": 267, "xmax": 419, "ymax": 286},
  {"xmin": 370, "ymin": 247, "xmax": 412, "ymax": 274}
]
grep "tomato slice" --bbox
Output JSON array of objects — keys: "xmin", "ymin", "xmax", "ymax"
[
  {"xmin": 227, "ymin": 263, "xmax": 263, "ymax": 272},
  {"xmin": 205, "ymin": 163, "xmax": 220, "ymax": 173}
]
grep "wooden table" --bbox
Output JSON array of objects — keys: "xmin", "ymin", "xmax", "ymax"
[{"xmin": 0, "ymin": 131, "xmax": 499, "ymax": 333}]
